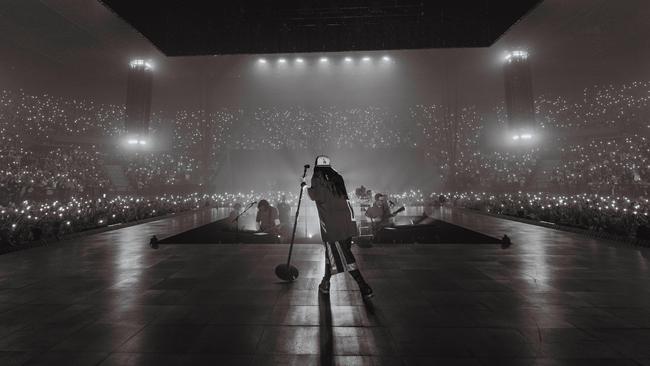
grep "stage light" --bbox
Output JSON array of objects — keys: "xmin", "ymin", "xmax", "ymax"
[
  {"xmin": 295, "ymin": 58, "xmax": 304, "ymax": 63},
  {"xmin": 138, "ymin": 140, "xmax": 147, "ymax": 145},
  {"xmin": 521, "ymin": 134, "xmax": 533, "ymax": 140},
  {"xmin": 382, "ymin": 55, "xmax": 391, "ymax": 61},
  {"xmin": 130, "ymin": 59, "xmax": 153, "ymax": 70},
  {"xmin": 258, "ymin": 58, "xmax": 267, "ymax": 64},
  {"xmin": 504, "ymin": 50, "xmax": 528, "ymax": 62},
  {"xmin": 362, "ymin": 56, "xmax": 371, "ymax": 62},
  {"xmin": 344, "ymin": 57, "xmax": 353, "ymax": 62},
  {"xmin": 278, "ymin": 58, "xmax": 287, "ymax": 64},
  {"xmin": 512, "ymin": 135, "xmax": 520, "ymax": 140},
  {"xmin": 319, "ymin": 57, "xmax": 329, "ymax": 63},
  {"xmin": 127, "ymin": 139, "xmax": 138, "ymax": 145}
]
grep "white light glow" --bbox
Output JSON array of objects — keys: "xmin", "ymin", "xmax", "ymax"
[
  {"xmin": 512, "ymin": 135, "xmax": 520, "ymax": 140},
  {"xmin": 382, "ymin": 55, "xmax": 391, "ymax": 61},
  {"xmin": 278, "ymin": 58, "xmax": 287, "ymax": 63},
  {"xmin": 129, "ymin": 59, "xmax": 153, "ymax": 70},
  {"xmin": 521, "ymin": 134, "xmax": 533, "ymax": 140},
  {"xmin": 505, "ymin": 50, "xmax": 529, "ymax": 62},
  {"xmin": 127, "ymin": 139, "xmax": 138, "ymax": 145},
  {"xmin": 319, "ymin": 57, "xmax": 329, "ymax": 63},
  {"xmin": 258, "ymin": 58, "xmax": 267, "ymax": 64},
  {"xmin": 138, "ymin": 140, "xmax": 147, "ymax": 145},
  {"xmin": 344, "ymin": 57, "xmax": 353, "ymax": 62},
  {"xmin": 295, "ymin": 58, "xmax": 304, "ymax": 63},
  {"xmin": 362, "ymin": 56, "xmax": 371, "ymax": 62}
]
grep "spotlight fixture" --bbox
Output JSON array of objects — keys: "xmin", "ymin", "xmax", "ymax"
[
  {"xmin": 278, "ymin": 58, "xmax": 287, "ymax": 63},
  {"xmin": 362, "ymin": 56, "xmax": 371, "ymax": 61},
  {"xmin": 319, "ymin": 57, "xmax": 329, "ymax": 63},
  {"xmin": 504, "ymin": 50, "xmax": 529, "ymax": 62},
  {"xmin": 344, "ymin": 57, "xmax": 352, "ymax": 62},
  {"xmin": 295, "ymin": 58, "xmax": 304, "ymax": 63},
  {"xmin": 129, "ymin": 59, "xmax": 153, "ymax": 70},
  {"xmin": 258, "ymin": 58, "xmax": 267, "ymax": 63},
  {"xmin": 382, "ymin": 56, "xmax": 391, "ymax": 61}
]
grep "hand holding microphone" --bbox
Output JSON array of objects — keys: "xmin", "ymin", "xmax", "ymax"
[{"xmin": 301, "ymin": 164, "xmax": 310, "ymax": 187}]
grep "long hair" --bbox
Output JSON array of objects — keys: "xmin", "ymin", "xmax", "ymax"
[
  {"xmin": 313, "ymin": 163, "xmax": 348, "ymax": 199},
  {"xmin": 258, "ymin": 199, "xmax": 270, "ymax": 210}
]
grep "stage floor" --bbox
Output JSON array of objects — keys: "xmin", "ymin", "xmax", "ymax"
[{"xmin": 1, "ymin": 208, "xmax": 650, "ymax": 365}]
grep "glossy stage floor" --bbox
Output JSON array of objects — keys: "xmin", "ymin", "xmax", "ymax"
[{"xmin": 1, "ymin": 208, "xmax": 650, "ymax": 366}]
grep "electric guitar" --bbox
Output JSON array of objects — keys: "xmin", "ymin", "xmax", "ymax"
[
  {"xmin": 365, "ymin": 205, "xmax": 405, "ymax": 220},
  {"xmin": 388, "ymin": 206, "xmax": 405, "ymax": 217}
]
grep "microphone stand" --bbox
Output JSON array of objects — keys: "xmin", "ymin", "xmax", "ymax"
[
  {"xmin": 284, "ymin": 165, "xmax": 309, "ymax": 274},
  {"xmin": 234, "ymin": 201, "xmax": 256, "ymax": 243}
]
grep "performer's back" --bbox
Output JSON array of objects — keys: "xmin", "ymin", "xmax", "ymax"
[
  {"xmin": 307, "ymin": 155, "xmax": 372, "ymax": 299},
  {"xmin": 308, "ymin": 170, "xmax": 358, "ymax": 242}
]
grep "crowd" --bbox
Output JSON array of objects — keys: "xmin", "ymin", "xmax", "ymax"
[
  {"xmin": 0, "ymin": 190, "xmax": 304, "ymax": 248},
  {"xmin": 1, "ymin": 80, "xmax": 650, "ymax": 246},
  {"xmin": 124, "ymin": 152, "xmax": 200, "ymax": 190},
  {"xmin": 0, "ymin": 193, "xmax": 212, "ymax": 247},
  {"xmin": 534, "ymin": 81, "xmax": 650, "ymax": 131},
  {"xmin": 0, "ymin": 89, "xmax": 125, "ymax": 141},
  {"xmin": 2, "ymin": 187, "xmax": 649, "ymax": 248},
  {"xmin": 444, "ymin": 191, "xmax": 650, "ymax": 240},
  {"xmin": 203, "ymin": 106, "xmax": 413, "ymax": 150},
  {"xmin": 0, "ymin": 145, "xmax": 111, "ymax": 205},
  {"xmin": 544, "ymin": 135, "xmax": 650, "ymax": 194}
]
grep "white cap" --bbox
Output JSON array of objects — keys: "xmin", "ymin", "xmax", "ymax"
[{"xmin": 315, "ymin": 155, "xmax": 331, "ymax": 167}]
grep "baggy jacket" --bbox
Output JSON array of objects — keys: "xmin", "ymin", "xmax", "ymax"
[{"xmin": 307, "ymin": 174, "xmax": 358, "ymax": 242}]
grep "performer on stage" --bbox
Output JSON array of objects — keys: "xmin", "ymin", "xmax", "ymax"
[
  {"xmin": 256, "ymin": 199, "xmax": 279, "ymax": 234},
  {"xmin": 372, "ymin": 193, "xmax": 392, "ymax": 226},
  {"xmin": 307, "ymin": 155, "xmax": 373, "ymax": 299},
  {"xmin": 365, "ymin": 193, "xmax": 393, "ymax": 233}
]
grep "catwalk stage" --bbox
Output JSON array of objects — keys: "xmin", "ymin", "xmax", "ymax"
[
  {"xmin": 158, "ymin": 208, "xmax": 502, "ymax": 245},
  {"xmin": 1, "ymin": 208, "xmax": 650, "ymax": 365}
]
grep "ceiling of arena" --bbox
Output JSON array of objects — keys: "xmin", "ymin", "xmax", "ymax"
[{"xmin": 98, "ymin": 0, "xmax": 543, "ymax": 56}]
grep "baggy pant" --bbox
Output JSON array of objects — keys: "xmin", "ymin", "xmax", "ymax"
[{"xmin": 324, "ymin": 237, "xmax": 358, "ymax": 275}]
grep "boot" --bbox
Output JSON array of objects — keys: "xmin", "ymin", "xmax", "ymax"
[
  {"xmin": 319, "ymin": 263, "xmax": 331, "ymax": 295},
  {"xmin": 349, "ymin": 270, "xmax": 374, "ymax": 299},
  {"xmin": 359, "ymin": 282, "xmax": 374, "ymax": 299},
  {"xmin": 319, "ymin": 278, "xmax": 330, "ymax": 295}
]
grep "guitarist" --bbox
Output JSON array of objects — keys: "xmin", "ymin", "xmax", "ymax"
[
  {"xmin": 372, "ymin": 193, "xmax": 392, "ymax": 228},
  {"xmin": 366, "ymin": 193, "xmax": 404, "ymax": 234}
]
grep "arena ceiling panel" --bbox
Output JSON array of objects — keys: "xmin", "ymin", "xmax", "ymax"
[{"xmin": 98, "ymin": 0, "xmax": 543, "ymax": 56}]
